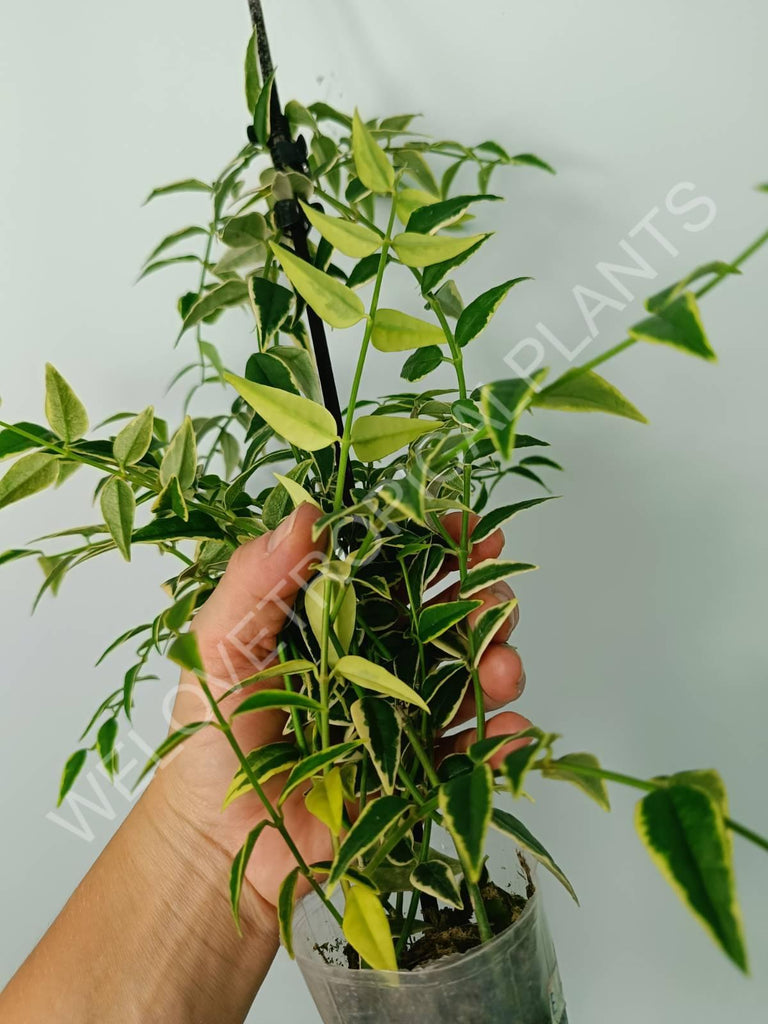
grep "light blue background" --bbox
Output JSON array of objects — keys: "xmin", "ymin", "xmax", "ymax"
[{"xmin": 1, "ymin": 2, "xmax": 766, "ymax": 1020}]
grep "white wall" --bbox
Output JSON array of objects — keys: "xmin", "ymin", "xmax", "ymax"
[{"xmin": 1, "ymin": 1, "xmax": 766, "ymax": 1020}]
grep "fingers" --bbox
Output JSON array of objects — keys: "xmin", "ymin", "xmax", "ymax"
[
  {"xmin": 449, "ymin": 643, "xmax": 526, "ymax": 728},
  {"xmin": 438, "ymin": 511, "xmax": 504, "ymax": 571},
  {"xmin": 192, "ymin": 502, "xmax": 326, "ymax": 686},
  {"xmin": 437, "ymin": 711, "xmax": 533, "ymax": 769}
]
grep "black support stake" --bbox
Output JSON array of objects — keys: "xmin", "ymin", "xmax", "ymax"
[{"xmin": 246, "ymin": 0, "xmax": 353, "ymax": 499}]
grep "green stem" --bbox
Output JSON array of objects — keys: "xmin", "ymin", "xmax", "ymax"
[
  {"xmin": 426, "ymin": 295, "xmax": 486, "ymax": 740},
  {"xmin": 566, "ymin": 224, "xmax": 768, "ymax": 379},
  {"xmin": 196, "ymin": 677, "xmax": 342, "ymax": 924},
  {"xmin": 332, "ymin": 199, "xmax": 398, "ymax": 513},
  {"xmin": 402, "ymin": 718, "xmax": 440, "ymax": 789},
  {"xmin": 534, "ymin": 758, "xmax": 768, "ymax": 853}
]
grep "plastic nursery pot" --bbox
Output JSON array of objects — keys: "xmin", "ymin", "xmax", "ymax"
[{"xmin": 292, "ymin": 864, "xmax": 568, "ymax": 1024}]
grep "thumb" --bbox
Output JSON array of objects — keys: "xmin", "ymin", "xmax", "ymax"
[{"xmin": 190, "ymin": 502, "xmax": 325, "ymax": 690}]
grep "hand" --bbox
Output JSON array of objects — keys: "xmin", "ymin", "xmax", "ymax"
[{"xmin": 151, "ymin": 503, "xmax": 530, "ymax": 914}]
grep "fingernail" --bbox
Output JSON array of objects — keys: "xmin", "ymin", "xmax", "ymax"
[{"xmin": 267, "ymin": 508, "xmax": 299, "ymax": 554}]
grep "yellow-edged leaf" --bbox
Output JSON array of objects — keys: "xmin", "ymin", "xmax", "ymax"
[
  {"xmin": 352, "ymin": 110, "xmax": 395, "ymax": 194},
  {"xmin": 342, "ymin": 884, "xmax": 397, "ymax": 971},
  {"xmin": 304, "ymin": 576, "xmax": 356, "ymax": 666},
  {"xmin": 392, "ymin": 231, "xmax": 487, "ymax": 268},
  {"xmin": 334, "ymin": 655, "xmax": 429, "ymax": 712},
  {"xmin": 273, "ymin": 472, "xmax": 320, "ymax": 510},
  {"xmin": 224, "ymin": 373, "xmax": 338, "ymax": 451},
  {"xmin": 299, "ymin": 200, "xmax": 381, "ymax": 259},
  {"xmin": 371, "ymin": 308, "xmax": 446, "ymax": 352},
  {"xmin": 351, "ymin": 415, "xmax": 440, "ymax": 461},
  {"xmin": 269, "ymin": 242, "xmax": 366, "ymax": 329}
]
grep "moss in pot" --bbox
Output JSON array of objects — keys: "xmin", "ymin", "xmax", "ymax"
[{"xmin": 2, "ymin": 13, "xmax": 768, "ymax": 1024}]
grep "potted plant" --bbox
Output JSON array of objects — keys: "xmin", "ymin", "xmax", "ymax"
[{"xmin": 1, "ymin": 16, "xmax": 766, "ymax": 1024}]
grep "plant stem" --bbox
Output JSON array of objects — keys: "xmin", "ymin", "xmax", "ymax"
[
  {"xmin": 426, "ymin": 295, "xmax": 486, "ymax": 740},
  {"xmin": 196, "ymin": 677, "xmax": 343, "ymax": 924},
  {"xmin": 402, "ymin": 718, "xmax": 440, "ymax": 789},
  {"xmin": 332, "ymin": 199, "xmax": 398, "ymax": 513},
  {"xmin": 534, "ymin": 758, "xmax": 768, "ymax": 853}
]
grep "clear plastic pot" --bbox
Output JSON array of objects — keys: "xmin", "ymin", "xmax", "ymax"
[{"xmin": 293, "ymin": 868, "xmax": 567, "ymax": 1024}]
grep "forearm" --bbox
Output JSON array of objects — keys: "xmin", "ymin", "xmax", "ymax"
[{"xmin": 0, "ymin": 781, "xmax": 279, "ymax": 1024}]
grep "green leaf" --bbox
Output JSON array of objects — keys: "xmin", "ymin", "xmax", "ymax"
[
  {"xmin": 396, "ymin": 187, "xmax": 438, "ymax": 225},
  {"xmin": 636, "ymin": 785, "xmax": 747, "ymax": 971},
  {"xmin": 392, "ymin": 231, "xmax": 487, "ymax": 268},
  {"xmin": 328, "ymin": 795, "xmax": 408, "ymax": 889},
  {"xmin": 247, "ymin": 277, "xmax": 294, "ymax": 344},
  {"xmin": 501, "ymin": 742, "xmax": 544, "ymax": 797},
  {"xmin": 305, "ymin": 768, "xmax": 345, "ymax": 835},
  {"xmin": 143, "ymin": 179, "xmax": 212, "ymax": 204},
  {"xmin": 304, "ymin": 576, "xmax": 357, "ymax": 667},
  {"xmin": 534, "ymin": 370, "xmax": 647, "ymax": 423},
  {"xmin": 350, "ymin": 697, "xmax": 401, "ymax": 795},
  {"xmin": 133, "ymin": 511, "xmax": 222, "ymax": 544},
  {"xmin": 273, "ymin": 472, "xmax": 319, "ymax": 510},
  {"xmin": 455, "ymin": 278, "xmax": 531, "ymax": 348},
  {"xmin": 113, "ymin": 407, "xmax": 154, "ymax": 465},
  {"xmin": 510, "ymin": 152, "xmax": 555, "ymax": 174},
  {"xmin": 0, "ymin": 452, "xmax": 59, "ymax": 510},
  {"xmin": 268, "ymin": 346, "xmax": 322, "ymax": 402},
  {"xmin": 480, "ymin": 377, "xmax": 538, "ymax": 460},
  {"xmin": 100, "ymin": 477, "xmax": 135, "ymax": 561},
  {"xmin": 408, "ymin": 193, "xmax": 501, "ymax": 234},
  {"xmin": 470, "ymin": 600, "xmax": 518, "ymax": 665},
  {"xmin": 222, "ymin": 213, "xmax": 268, "ymax": 248},
  {"xmin": 439, "ymin": 764, "xmax": 493, "ymax": 882},
  {"xmin": 646, "ymin": 261, "xmax": 739, "ymax": 314},
  {"xmin": 490, "ymin": 809, "xmax": 578, "ymax": 902},
  {"xmin": 277, "ymin": 866, "xmax": 301, "ymax": 957},
  {"xmin": 96, "ymin": 717, "xmax": 119, "ymax": 778},
  {"xmin": 262, "ymin": 459, "xmax": 311, "ymax": 531},
  {"xmin": 231, "ymin": 689, "xmax": 323, "ymax": 718},
  {"xmin": 57, "ymin": 749, "xmax": 88, "ymax": 805},
  {"xmin": 395, "ymin": 148, "xmax": 439, "ymax": 195},
  {"xmin": 664, "ymin": 769, "xmax": 728, "ymax": 812},
  {"xmin": 471, "ymin": 496, "xmax": 556, "ymax": 543},
  {"xmin": 347, "ymin": 252, "xmax": 383, "ymax": 290},
  {"xmin": 160, "ymin": 417, "xmax": 197, "ymax": 489},
  {"xmin": 269, "ymin": 242, "xmax": 366, "ymax": 329},
  {"xmin": 401, "ymin": 346, "xmax": 443, "ymax": 382},
  {"xmin": 410, "ymin": 859, "xmax": 463, "ymax": 909},
  {"xmin": 44, "ymin": 364, "xmax": 88, "ymax": 443},
  {"xmin": 222, "ymin": 659, "xmax": 316, "ymax": 699},
  {"xmin": 434, "ymin": 280, "xmax": 464, "ymax": 319},
  {"xmin": 278, "ymin": 741, "xmax": 361, "ymax": 806},
  {"xmin": 343, "ymin": 884, "xmax": 397, "ymax": 971},
  {"xmin": 421, "ymin": 234, "xmax": 492, "ymax": 294},
  {"xmin": 223, "ymin": 743, "xmax": 299, "ymax": 809},
  {"xmin": 252, "ymin": 68, "xmax": 276, "ymax": 146},
  {"xmin": 299, "ymin": 200, "xmax": 381, "ymax": 259},
  {"xmin": 181, "ymin": 281, "xmax": 249, "ymax": 334},
  {"xmin": 371, "ymin": 309, "xmax": 445, "ymax": 352},
  {"xmin": 629, "ymin": 292, "xmax": 716, "ymax": 361},
  {"xmin": 167, "ymin": 631, "xmax": 205, "ymax": 676},
  {"xmin": 0, "ymin": 422, "xmax": 55, "ymax": 461},
  {"xmin": 244, "ymin": 28, "xmax": 261, "ymax": 113},
  {"xmin": 144, "ymin": 225, "xmax": 208, "ymax": 264},
  {"xmin": 152, "ymin": 475, "xmax": 189, "ymax": 522},
  {"xmin": 459, "ymin": 559, "xmax": 536, "ymax": 597},
  {"xmin": 351, "ymin": 415, "xmax": 440, "ymax": 461},
  {"xmin": 418, "ymin": 599, "xmax": 481, "ymax": 643},
  {"xmin": 542, "ymin": 752, "xmax": 611, "ymax": 811},
  {"xmin": 224, "ymin": 373, "xmax": 338, "ymax": 452},
  {"xmin": 352, "ymin": 110, "xmax": 395, "ymax": 194},
  {"xmin": 334, "ymin": 655, "xmax": 429, "ymax": 712},
  {"xmin": 136, "ymin": 721, "xmax": 210, "ymax": 785},
  {"xmin": 230, "ymin": 822, "xmax": 271, "ymax": 933}
]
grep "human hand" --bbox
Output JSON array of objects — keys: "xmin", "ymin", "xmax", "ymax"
[{"xmin": 150, "ymin": 503, "xmax": 530, "ymax": 918}]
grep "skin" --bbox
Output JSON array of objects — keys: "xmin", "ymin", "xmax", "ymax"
[{"xmin": 0, "ymin": 504, "xmax": 529, "ymax": 1023}]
